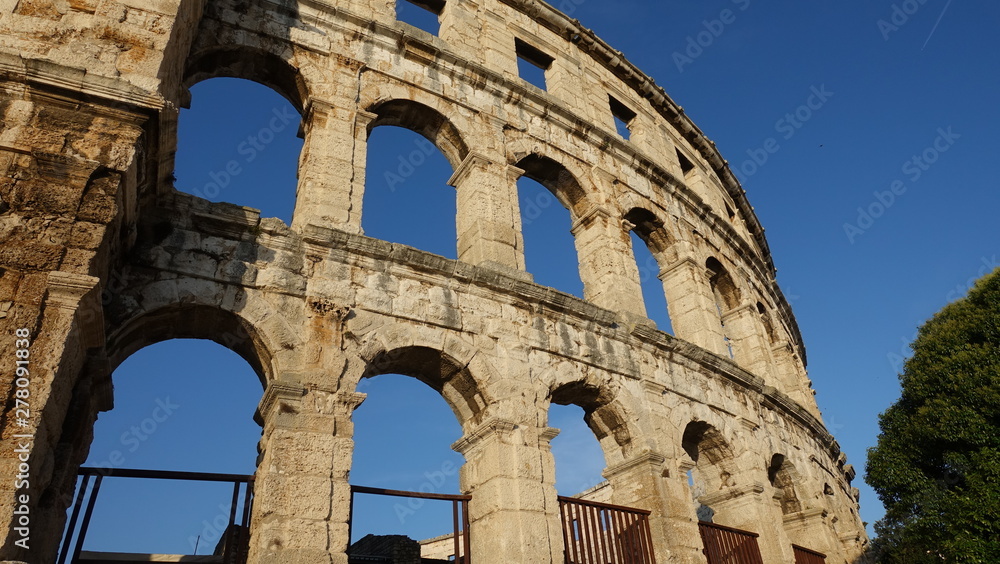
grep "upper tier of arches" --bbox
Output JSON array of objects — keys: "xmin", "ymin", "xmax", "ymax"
[{"xmin": 160, "ymin": 0, "xmax": 811, "ymax": 408}]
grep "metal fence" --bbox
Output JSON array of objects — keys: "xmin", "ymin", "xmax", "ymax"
[
  {"xmin": 793, "ymin": 544, "xmax": 827, "ymax": 564},
  {"xmin": 349, "ymin": 485, "xmax": 472, "ymax": 563},
  {"xmin": 58, "ymin": 467, "xmax": 254, "ymax": 564},
  {"xmin": 698, "ymin": 521, "xmax": 764, "ymax": 564},
  {"xmin": 558, "ymin": 496, "xmax": 656, "ymax": 564}
]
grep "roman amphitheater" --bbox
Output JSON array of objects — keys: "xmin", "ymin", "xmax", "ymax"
[{"xmin": 0, "ymin": 0, "xmax": 868, "ymax": 562}]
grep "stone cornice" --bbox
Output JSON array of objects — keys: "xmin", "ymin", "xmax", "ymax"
[{"xmin": 451, "ymin": 417, "xmax": 518, "ymax": 455}]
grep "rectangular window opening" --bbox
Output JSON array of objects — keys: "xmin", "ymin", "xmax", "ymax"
[
  {"xmin": 397, "ymin": 0, "xmax": 445, "ymax": 36},
  {"xmin": 609, "ymin": 95, "xmax": 636, "ymax": 140},
  {"xmin": 515, "ymin": 38, "xmax": 553, "ymax": 91}
]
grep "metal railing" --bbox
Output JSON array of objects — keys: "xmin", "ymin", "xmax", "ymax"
[
  {"xmin": 792, "ymin": 544, "xmax": 827, "ymax": 564},
  {"xmin": 58, "ymin": 467, "xmax": 254, "ymax": 564},
  {"xmin": 558, "ymin": 496, "xmax": 656, "ymax": 564},
  {"xmin": 349, "ymin": 485, "xmax": 472, "ymax": 563},
  {"xmin": 698, "ymin": 521, "xmax": 764, "ymax": 564}
]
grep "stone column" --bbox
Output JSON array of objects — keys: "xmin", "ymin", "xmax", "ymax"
[
  {"xmin": 251, "ymin": 381, "xmax": 365, "ymax": 564},
  {"xmin": 603, "ymin": 452, "xmax": 704, "ymax": 564},
  {"xmin": 721, "ymin": 304, "xmax": 773, "ymax": 377},
  {"xmin": 571, "ymin": 205, "xmax": 646, "ymax": 317},
  {"xmin": 452, "ymin": 418, "xmax": 562, "ymax": 564},
  {"xmin": 702, "ymin": 483, "xmax": 795, "ymax": 564},
  {"xmin": 782, "ymin": 507, "xmax": 839, "ymax": 558},
  {"xmin": 292, "ymin": 88, "xmax": 369, "ymax": 234},
  {"xmin": 769, "ymin": 342, "xmax": 820, "ymax": 414},
  {"xmin": 449, "ymin": 152, "xmax": 527, "ymax": 275},
  {"xmin": 659, "ymin": 255, "xmax": 727, "ymax": 356}
]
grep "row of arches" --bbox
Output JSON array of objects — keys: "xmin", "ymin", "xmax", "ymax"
[
  {"xmin": 176, "ymin": 75, "xmax": 807, "ymax": 402},
  {"xmin": 74, "ymin": 288, "xmax": 831, "ymax": 555}
]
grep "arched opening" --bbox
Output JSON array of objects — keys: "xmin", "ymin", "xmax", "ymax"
[
  {"xmin": 348, "ymin": 346, "xmax": 486, "ymax": 561},
  {"xmin": 625, "ymin": 208, "xmax": 674, "ymax": 333},
  {"xmin": 768, "ymin": 454, "xmax": 802, "ymax": 515},
  {"xmin": 549, "ymin": 381, "xmax": 633, "ymax": 497},
  {"xmin": 706, "ymin": 257, "xmax": 740, "ymax": 312},
  {"xmin": 176, "ymin": 46, "xmax": 306, "ymax": 225},
  {"xmin": 62, "ymin": 339, "xmax": 263, "ymax": 556},
  {"xmin": 706, "ymin": 257, "xmax": 740, "ymax": 359},
  {"xmin": 362, "ymin": 100, "xmax": 465, "ymax": 259},
  {"xmin": 349, "ymin": 375, "xmax": 465, "ymax": 552},
  {"xmin": 515, "ymin": 154, "xmax": 587, "ymax": 298},
  {"xmin": 681, "ymin": 421, "xmax": 736, "ymax": 523},
  {"xmin": 757, "ymin": 302, "xmax": 780, "ymax": 344},
  {"xmin": 549, "ymin": 404, "xmax": 607, "ymax": 496},
  {"xmin": 174, "ymin": 77, "xmax": 303, "ymax": 225}
]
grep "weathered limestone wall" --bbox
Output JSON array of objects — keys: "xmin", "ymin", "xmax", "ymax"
[{"xmin": 0, "ymin": 0, "xmax": 867, "ymax": 562}]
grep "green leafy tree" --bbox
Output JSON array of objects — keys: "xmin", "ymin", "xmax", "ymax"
[{"xmin": 866, "ymin": 267, "xmax": 1000, "ymax": 563}]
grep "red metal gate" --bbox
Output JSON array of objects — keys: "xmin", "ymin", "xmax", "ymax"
[
  {"xmin": 558, "ymin": 496, "xmax": 656, "ymax": 564},
  {"xmin": 698, "ymin": 521, "xmax": 764, "ymax": 564},
  {"xmin": 793, "ymin": 544, "xmax": 827, "ymax": 564}
]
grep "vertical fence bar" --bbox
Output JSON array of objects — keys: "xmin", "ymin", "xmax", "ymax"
[
  {"xmin": 461, "ymin": 499, "xmax": 471, "ymax": 564},
  {"xmin": 238, "ymin": 479, "xmax": 254, "ymax": 564},
  {"xmin": 452, "ymin": 499, "xmax": 461, "ymax": 563},
  {"xmin": 556, "ymin": 496, "xmax": 655, "ymax": 564},
  {"xmin": 70, "ymin": 474, "xmax": 103, "ymax": 564},
  {"xmin": 223, "ymin": 480, "xmax": 241, "ymax": 564},
  {"xmin": 57, "ymin": 473, "xmax": 91, "ymax": 564},
  {"xmin": 699, "ymin": 521, "xmax": 764, "ymax": 564},
  {"xmin": 793, "ymin": 544, "xmax": 827, "ymax": 564}
]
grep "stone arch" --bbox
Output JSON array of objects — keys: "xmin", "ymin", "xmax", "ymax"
[
  {"xmin": 768, "ymin": 454, "xmax": 803, "ymax": 515},
  {"xmin": 513, "ymin": 153, "xmax": 590, "ymax": 218},
  {"xmin": 705, "ymin": 257, "xmax": 741, "ymax": 312},
  {"xmin": 106, "ymin": 278, "xmax": 304, "ymax": 385},
  {"xmin": 107, "ymin": 302, "xmax": 284, "ymax": 387},
  {"xmin": 544, "ymin": 363, "xmax": 638, "ymax": 468},
  {"xmin": 757, "ymin": 301, "xmax": 780, "ymax": 344},
  {"xmin": 184, "ymin": 45, "xmax": 309, "ymax": 113},
  {"xmin": 361, "ymin": 346, "xmax": 489, "ymax": 428},
  {"xmin": 624, "ymin": 207, "xmax": 672, "ymax": 257},
  {"xmin": 348, "ymin": 325, "xmax": 494, "ymax": 430},
  {"xmin": 366, "ymin": 98, "xmax": 470, "ymax": 170},
  {"xmin": 681, "ymin": 420, "xmax": 738, "ymax": 520}
]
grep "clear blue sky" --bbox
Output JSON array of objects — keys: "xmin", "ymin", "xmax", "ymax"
[{"xmin": 69, "ymin": 0, "xmax": 1000, "ymax": 555}]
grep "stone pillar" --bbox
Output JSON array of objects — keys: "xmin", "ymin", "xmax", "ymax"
[
  {"xmin": 659, "ymin": 255, "xmax": 727, "ymax": 356},
  {"xmin": 251, "ymin": 381, "xmax": 365, "ymax": 564},
  {"xmin": 702, "ymin": 483, "xmax": 795, "ymax": 564},
  {"xmin": 571, "ymin": 205, "xmax": 646, "ymax": 317},
  {"xmin": 770, "ymin": 342, "xmax": 821, "ymax": 414},
  {"xmin": 721, "ymin": 304, "xmax": 773, "ymax": 377},
  {"xmin": 783, "ymin": 507, "xmax": 839, "ymax": 558},
  {"xmin": 292, "ymin": 88, "xmax": 368, "ymax": 234},
  {"xmin": 603, "ymin": 452, "xmax": 704, "ymax": 564},
  {"xmin": 452, "ymin": 418, "xmax": 562, "ymax": 564},
  {"xmin": 0, "ymin": 271, "xmax": 105, "ymax": 563},
  {"xmin": 449, "ymin": 153, "xmax": 527, "ymax": 275}
]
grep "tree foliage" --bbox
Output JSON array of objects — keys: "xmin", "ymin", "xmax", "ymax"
[{"xmin": 866, "ymin": 268, "xmax": 1000, "ymax": 563}]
